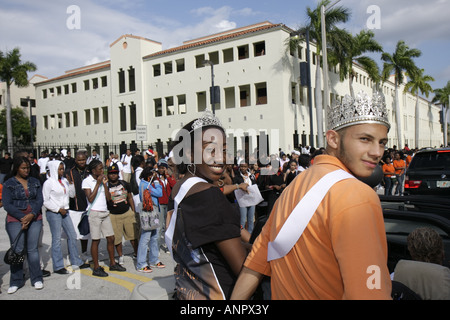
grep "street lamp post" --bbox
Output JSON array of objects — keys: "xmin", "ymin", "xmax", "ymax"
[
  {"xmin": 321, "ymin": 0, "xmax": 341, "ymax": 140},
  {"xmin": 203, "ymin": 60, "xmax": 216, "ymax": 114}
]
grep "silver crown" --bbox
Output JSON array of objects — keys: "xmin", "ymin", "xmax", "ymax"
[
  {"xmin": 191, "ymin": 110, "xmax": 223, "ymax": 132},
  {"xmin": 327, "ymin": 91, "xmax": 390, "ymax": 131}
]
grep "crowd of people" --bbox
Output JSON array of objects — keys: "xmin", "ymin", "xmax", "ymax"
[{"xmin": 0, "ymin": 110, "xmax": 448, "ymax": 299}]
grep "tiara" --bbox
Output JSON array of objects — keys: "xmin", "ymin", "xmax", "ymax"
[
  {"xmin": 190, "ymin": 110, "xmax": 223, "ymax": 132},
  {"xmin": 327, "ymin": 91, "xmax": 390, "ymax": 131}
]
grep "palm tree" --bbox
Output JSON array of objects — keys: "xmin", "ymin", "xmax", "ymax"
[
  {"xmin": 381, "ymin": 40, "xmax": 421, "ymax": 148},
  {"xmin": 305, "ymin": 0, "xmax": 350, "ymax": 147},
  {"xmin": 330, "ymin": 30, "xmax": 383, "ymax": 98},
  {"xmin": 0, "ymin": 47, "xmax": 37, "ymax": 153},
  {"xmin": 432, "ymin": 81, "xmax": 450, "ymax": 147},
  {"xmin": 404, "ymin": 69, "xmax": 434, "ymax": 148}
]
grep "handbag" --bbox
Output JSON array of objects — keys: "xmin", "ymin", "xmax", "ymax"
[
  {"xmin": 78, "ymin": 184, "xmax": 102, "ymax": 236},
  {"xmin": 139, "ymin": 208, "xmax": 160, "ymax": 231},
  {"xmin": 4, "ymin": 229, "xmax": 27, "ymax": 265}
]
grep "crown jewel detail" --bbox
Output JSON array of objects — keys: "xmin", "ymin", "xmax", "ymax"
[
  {"xmin": 327, "ymin": 91, "xmax": 390, "ymax": 131},
  {"xmin": 191, "ymin": 110, "xmax": 223, "ymax": 132}
]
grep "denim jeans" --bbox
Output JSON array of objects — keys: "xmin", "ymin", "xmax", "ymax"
[
  {"xmin": 6, "ymin": 219, "xmax": 43, "ymax": 287},
  {"xmin": 395, "ymin": 174, "xmax": 404, "ymax": 195},
  {"xmin": 158, "ymin": 204, "xmax": 168, "ymax": 246},
  {"xmin": 239, "ymin": 205, "xmax": 255, "ymax": 234},
  {"xmin": 383, "ymin": 177, "xmax": 393, "ymax": 195},
  {"xmin": 46, "ymin": 211, "xmax": 83, "ymax": 270},
  {"xmin": 136, "ymin": 229, "xmax": 160, "ymax": 269}
]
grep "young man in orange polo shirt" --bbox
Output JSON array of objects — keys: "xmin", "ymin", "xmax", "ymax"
[{"xmin": 231, "ymin": 91, "xmax": 392, "ymax": 300}]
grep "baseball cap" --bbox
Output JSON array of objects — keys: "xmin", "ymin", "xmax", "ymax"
[{"xmin": 107, "ymin": 164, "xmax": 120, "ymax": 174}]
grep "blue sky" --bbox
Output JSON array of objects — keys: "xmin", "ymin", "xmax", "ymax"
[{"xmin": 1, "ymin": 0, "xmax": 450, "ymax": 99}]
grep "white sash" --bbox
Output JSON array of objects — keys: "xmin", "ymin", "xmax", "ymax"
[
  {"xmin": 267, "ymin": 169, "xmax": 355, "ymax": 261},
  {"xmin": 165, "ymin": 177, "xmax": 207, "ymax": 258}
]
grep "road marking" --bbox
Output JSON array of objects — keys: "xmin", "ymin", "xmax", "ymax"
[{"xmin": 79, "ymin": 268, "xmax": 153, "ymax": 292}]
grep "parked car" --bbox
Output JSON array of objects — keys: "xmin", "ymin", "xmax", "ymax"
[{"xmin": 404, "ymin": 147, "xmax": 450, "ymax": 196}]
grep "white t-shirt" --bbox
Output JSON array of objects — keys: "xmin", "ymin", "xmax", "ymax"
[
  {"xmin": 121, "ymin": 154, "xmax": 132, "ymax": 173},
  {"xmin": 81, "ymin": 175, "xmax": 108, "ymax": 211}
]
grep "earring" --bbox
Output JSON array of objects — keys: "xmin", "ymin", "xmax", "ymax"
[{"xmin": 187, "ymin": 164, "xmax": 196, "ymax": 176}]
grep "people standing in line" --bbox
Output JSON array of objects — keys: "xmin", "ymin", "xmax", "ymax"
[
  {"xmin": 0, "ymin": 152, "xmax": 13, "ymax": 184},
  {"xmin": 233, "ymin": 162, "xmax": 257, "ymax": 235},
  {"xmin": 2, "ymin": 156, "xmax": 45, "ymax": 294},
  {"xmin": 284, "ymin": 160, "xmax": 300, "ymax": 187},
  {"xmin": 155, "ymin": 160, "xmax": 176, "ymax": 254},
  {"xmin": 43, "ymin": 160, "xmax": 90, "ymax": 274},
  {"xmin": 67, "ymin": 150, "xmax": 91, "ymax": 262},
  {"xmin": 136, "ymin": 166, "xmax": 163, "ymax": 273},
  {"xmin": 121, "ymin": 149, "xmax": 133, "ymax": 183},
  {"xmin": 82, "ymin": 159, "xmax": 126, "ymax": 277},
  {"xmin": 231, "ymin": 91, "xmax": 392, "ymax": 300},
  {"xmin": 393, "ymin": 151, "xmax": 406, "ymax": 196},
  {"xmin": 382, "ymin": 155, "xmax": 395, "ymax": 196},
  {"xmin": 105, "ymin": 164, "xmax": 138, "ymax": 265},
  {"xmin": 166, "ymin": 113, "xmax": 247, "ymax": 299}
]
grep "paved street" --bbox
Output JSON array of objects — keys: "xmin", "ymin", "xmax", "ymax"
[{"xmin": 0, "ymin": 207, "xmax": 175, "ymax": 300}]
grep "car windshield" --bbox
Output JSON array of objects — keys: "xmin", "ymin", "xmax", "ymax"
[{"xmin": 408, "ymin": 151, "xmax": 450, "ymax": 170}]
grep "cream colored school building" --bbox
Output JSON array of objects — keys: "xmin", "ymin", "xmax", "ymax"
[{"xmin": 34, "ymin": 21, "xmax": 443, "ymax": 156}]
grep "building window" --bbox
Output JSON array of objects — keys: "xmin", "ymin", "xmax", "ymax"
[
  {"xmin": 71, "ymin": 83, "xmax": 77, "ymax": 93},
  {"xmin": 239, "ymin": 85, "xmax": 250, "ymax": 107},
  {"xmin": 154, "ymin": 98, "xmax": 162, "ymax": 117},
  {"xmin": 119, "ymin": 104, "xmax": 126, "ymax": 131},
  {"xmin": 84, "ymin": 80, "xmax": 90, "ymax": 91},
  {"xmin": 208, "ymin": 51, "xmax": 219, "ymax": 65},
  {"xmin": 195, "ymin": 54, "xmax": 205, "ymax": 68},
  {"xmin": 129, "ymin": 102, "xmax": 136, "ymax": 130},
  {"xmin": 153, "ymin": 64, "xmax": 161, "ymax": 77},
  {"xmin": 64, "ymin": 84, "xmax": 69, "ymax": 95},
  {"xmin": 50, "ymin": 115, "xmax": 56, "ymax": 129},
  {"xmin": 197, "ymin": 91, "xmax": 207, "ymax": 112},
  {"xmin": 72, "ymin": 111, "xmax": 78, "ymax": 127},
  {"xmin": 93, "ymin": 107, "xmax": 100, "ymax": 124},
  {"xmin": 164, "ymin": 61, "xmax": 173, "ymax": 75},
  {"xmin": 166, "ymin": 96, "xmax": 174, "ymax": 115},
  {"xmin": 128, "ymin": 66, "xmax": 135, "ymax": 91},
  {"xmin": 56, "ymin": 86, "xmax": 62, "ymax": 96},
  {"xmin": 118, "ymin": 68, "xmax": 125, "ymax": 93},
  {"xmin": 42, "ymin": 89, "xmax": 47, "ymax": 99},
  {"xmin": 177, "ymin": 94, "xmax": 186, "ymax": 114},
  {"xmin": 225, "ymin": 87, "xmax": 235, "ymax": 109},
  {"xmin": 92, "ymin": 78, "xmax": 98, "ymax": 89},
  {"xmin": 223, "ymin": 48, "xmax": 234, "ymax": 63},
  {"xmin": 65, "ymin": 112, "xmax": 70, "ymax": 127},
  {"xmin": 253, "ymin": 41, "xmax": 266, "ymax": 57},
  {"xmin": 85, "ymin": 109, "xmax": 91, "ymax": 125},
  {"xmin": 57, "ymin": 113, "xmax": 63, "ymax": 128},
  {"xmin": 101, "ymin": 76, "xmax": 107, "ymax": 87},
  {"xmin": 43, "ymin": 115, "xmax": 48, "ymax": 129},
  {"xmin": 102, "ymin": 106, "xmax": 108, "ymax": 123},
  {"xmin": 238, "ymin": 45, "xmax": 249, "ymax": 60},
  {"xmin": 176, "ymin": 59, "xmax": 185, "ymax": 72},
  {"xmin": 256, "ymin": 82, "xmax": 267, "ymax": 105}
]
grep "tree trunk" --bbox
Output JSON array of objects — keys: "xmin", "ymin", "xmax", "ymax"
[
  {"xmin": 394, "ymin": 84, "xmax": 403, "ymax": 148},
  {"xmin": 414, "ymin": 94, "xmax": 420, "ymax": 148},
  {"xmin": 349, "ymin": 74, "xmax": 355, "ymax": 98},
  {"xmin": 315, "ymin": 54, "xmax": 324, "ymax": 148},
  {"xmin": 6, "ymin": 85, "xmax": 13, "ymax": 154}
]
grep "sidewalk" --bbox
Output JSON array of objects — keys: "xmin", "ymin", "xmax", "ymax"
[{"xmin": 0, "ymin": 207, "xmax": 175, "ymax": 299}]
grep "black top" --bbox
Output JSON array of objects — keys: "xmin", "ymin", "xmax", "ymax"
[
  {"xmin": 169, "ymin": 186, "xmax": 241, "ymax": 300},
  {"xmin": 68, "ymin": 166, "xmax": 89, "ymax": 211},
  {"xmin": 106, "ymin": 180, "xmax": 132, "ymax": 214}
]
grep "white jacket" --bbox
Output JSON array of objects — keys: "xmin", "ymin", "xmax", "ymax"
[{"xmin": 43, "ymin": 160, "xmax": 74, "ymax": 213}]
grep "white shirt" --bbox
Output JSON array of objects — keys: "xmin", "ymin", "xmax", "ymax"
[
  {"xmin": 81, "ymin": 175, "xmax": 108, "ymax": 211},
  {"xmin": 121, "ymin": 154, "xmax": 132, "ymax": 173},
  {"xmin": 37, "ymin": 157, "xmax": 49, "ymax": 174},
  {"xmin": 43, "ymin": 177, "xmax": 73, "ymax": 212}
]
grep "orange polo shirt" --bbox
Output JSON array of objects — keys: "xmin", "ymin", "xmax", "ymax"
[{"xmin": 244, "ymin": 155, "xmax": 392, "ymax": 300}]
